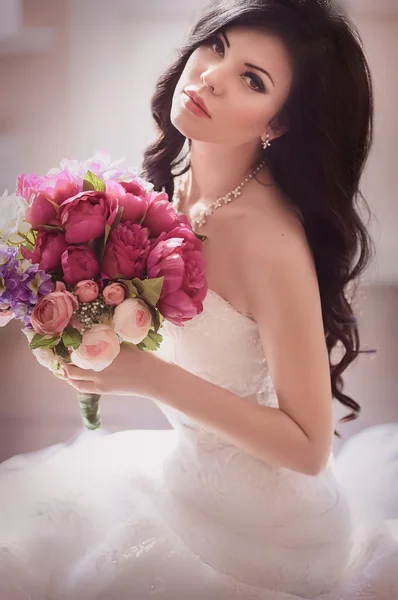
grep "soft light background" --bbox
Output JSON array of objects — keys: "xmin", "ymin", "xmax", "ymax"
[{"xmin": 0, "ymin": 0, "xmax": 397, "ymax": 461}]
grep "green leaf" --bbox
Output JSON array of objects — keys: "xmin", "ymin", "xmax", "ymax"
[
  {"xmin": 145, "ymin": 303, "xmax": 161, "ymax": 333},
  {"xmin": 132, "ymin": 277, "xmax": 164, "ymax": 307},
  {"xmin": 136, "ymin": 329, "xmax": 163, "ymax": 352},
  {"xmin": 151, "ymin": 307, "xmax": 161, "ymax": 333},
  {"xmin": 54, "ymin": 341, "xmax": 72, "ymax": 362},
  {"xmin": 29, "ymin": 334, "xmax": 61, "ymax": 350},
  {"xmin": 194, "ymin": 233, "xmax": 207, "ymax": 244},
  {"xmin": 22, "ymin": 241, "xmax": 35, "ymax": 253},
  {"xmin": 82, "ymin": 170, "xmax": 106, "ymax": 192},
  {"xmin": 62, "ymin": 326, "xmax": 82, "ymax": 350},
  {"xmin": 48, "ymin": 337, "xmax": 62, "ymax": 349},
  {"xmin": 110, "ymin": 206, "xmax": 124, "ymax": 231},
  {"xmin": 103, "ymin": 223, "xmax": 111, "ymax": 247},
  {"xmin": 123, "ymin": 280, "xmax": 139, "ymax": 298}
]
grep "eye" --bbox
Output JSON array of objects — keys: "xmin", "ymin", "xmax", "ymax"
[
  {"xmin": 205, "ymin": 35, "xmax": 266, "ymax": 94},
  {"xmin": 242, "ymin": 72, "xmax": 266, "ymax": 93},
  {"xmin": 207, "ymin": 35, "xmax": 224, "ymax": 56}
]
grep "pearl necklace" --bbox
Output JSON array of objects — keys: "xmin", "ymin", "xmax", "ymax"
[{"xmin": 172, "ymin": 157, "xmax": 267, "ymax": 231}]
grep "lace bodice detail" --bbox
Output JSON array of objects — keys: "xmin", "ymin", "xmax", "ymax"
[{"xmin": 155, "ymin": 289, "xmax": 278, "ymax": 422}]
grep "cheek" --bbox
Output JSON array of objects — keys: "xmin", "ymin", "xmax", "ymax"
[
  {"xmin": 174, "ymin": 55, "xmax": 197, "ymax": 92},
  {"xmin": 225, "ymin": 98, "xmax": 270, "ymax": 137}
]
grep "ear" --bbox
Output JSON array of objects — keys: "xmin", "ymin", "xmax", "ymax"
[{"xmin": 263, "ymin": 124, "xmax": 289, "ymax": 142}]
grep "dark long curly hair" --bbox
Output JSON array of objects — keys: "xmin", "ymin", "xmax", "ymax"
[{"xmin": 141, "ymin": 0, "xmax": 376, "ymax": 436}]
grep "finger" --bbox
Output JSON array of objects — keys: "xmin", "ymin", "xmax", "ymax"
[
  {"xmin": 65, "ymin": 379, "xmax": 99, "ymax": 394},
  {"xmin": 63, "ymin": 364, "xmax": 96, "ymax": 381}
]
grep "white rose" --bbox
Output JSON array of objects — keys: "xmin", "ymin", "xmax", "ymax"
[
  {"xmin": 22, "ymin": 328, "xmax": 59, "ymax": 372},
  {"xmin": 0, "ymin": 189, "xmax": 30, "ymax": 243},
  {"xmin": 70, "ymin": 323, "xmax": 120, "ymax": 371},
  {"xmin": 0, "ymin": 311, "xmax": 14, "ymax": 327},
  {"xmin": 112, "ymin": 298, "xmax": 152, "ymax": 344}
]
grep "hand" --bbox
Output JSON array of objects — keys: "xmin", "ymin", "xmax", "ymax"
[{"xmin": 60, "ymin": 343, "xmax": 153, "ymax": 396}]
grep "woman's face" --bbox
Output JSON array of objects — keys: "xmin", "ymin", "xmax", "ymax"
[{"xmin": 171, "ymin": 25, "xmax": 293, "ymax": 146}]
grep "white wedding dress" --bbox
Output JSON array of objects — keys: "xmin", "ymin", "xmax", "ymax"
[{"xmin": 0, "ymin": 288, "xmax": 397, "ymax": 599}]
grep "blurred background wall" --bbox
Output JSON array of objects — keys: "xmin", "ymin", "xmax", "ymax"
[{"xmin": 0, "ymin": 0, "xmax": 397, "ymax": 461}]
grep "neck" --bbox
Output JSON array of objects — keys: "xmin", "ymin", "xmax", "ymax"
[{"xmin": 182, "ymin": 140, "xmax": 271, "ymax": 207}]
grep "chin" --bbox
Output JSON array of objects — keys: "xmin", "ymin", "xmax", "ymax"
[
  {"xmin": 170, "ymin": 97, "xmax": 212, "ymax": 140},
  {"xmin": 171, "ymin": 113, "xmax": 210, "ymax": 142}
]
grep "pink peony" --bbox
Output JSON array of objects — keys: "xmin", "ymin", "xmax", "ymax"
[
  {"xmin": 60, "ymin": 190, "xmax": 113, "ymax": 244},
  {"xmin": 105, "ymin": 180, "xmax": 148, "ymax": 223},
  {"xmin": 25, "ymin": 193, "xmax": 60, "ymax": 229},
  {"xmin": 74, "ymin": 280, "xmax": 99, "ymax": 302},
  {"xmin": 113, "ymin": 298, "xmax": 152, "ymax": 344},
  {"xmin": 70, "ymin": 324, "xmax": 120, "ymax": 371},
  {"xmin": 120, "ymin": 179, "xmax": 147, "ymax": 197},
  {"xmin": 16, "ymin": 174, "xmax": 42, "ymax": 202},
  {"xmin": 102, "ymin": 283, "xmax": 126, "ymax": 306},
  {"xmin": 147, "ymin": 225, "xmax": 207, "ymax": 325},
  {"xmin": 20, "ymin": 230, "xmax": 68, "ymax": 272},
  {"xmin": 61, "ymin": 246, "xmax": 100, "ymax": 286},
  {"xmin": 101, "ymin": 221, "xmax": 151, "ymax": 280},
  {"xmin": 30, "ymin": 281, "xmax": 79, "ymax": 336},
  {"xmin": 22, "ymin": 171, "xmax": 81, "ymax": 228},
  {"xmin": 142, "ymin": 190, "xmax": 181, "ymax": 237}
]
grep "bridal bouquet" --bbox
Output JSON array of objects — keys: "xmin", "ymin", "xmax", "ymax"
[{"xmin": 0, "ymin": 152, "xmax": 207, "ymax": 429}]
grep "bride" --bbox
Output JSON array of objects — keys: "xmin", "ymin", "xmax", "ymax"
[{"xmin": 1, "ymin": 0, "xmax": 397, "ymax": 598}]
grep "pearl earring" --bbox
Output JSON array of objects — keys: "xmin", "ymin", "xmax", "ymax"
[{"xmin": 262, "ymin": 134, "xmax": 271, "ymax": 149}]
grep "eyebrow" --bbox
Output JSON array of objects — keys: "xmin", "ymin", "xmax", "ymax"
[{"xmin": 220, "ymin": 30, "xmax": 275, "ymax": 88}]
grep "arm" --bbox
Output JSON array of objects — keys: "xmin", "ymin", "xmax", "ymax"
[
  {"xmin": 146, "ymin": 352, "xmax": 328, "ymax": 475},
  {"xmin": 62, "ymin": 212, "xmax": 333, "ymax": 475},
  {"xmin": 145, "ymin": 214, "xmax": 334, "ymax": 475}
]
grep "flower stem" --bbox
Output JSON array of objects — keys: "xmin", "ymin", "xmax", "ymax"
[{"xmin": 78, "ymin": 392, "xmax": 101, "ymax": 430}]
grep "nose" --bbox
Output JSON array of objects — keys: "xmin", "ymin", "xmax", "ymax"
[{"xmin": 200, "ymin": 68, "xmax": 220, "ymax": 94}]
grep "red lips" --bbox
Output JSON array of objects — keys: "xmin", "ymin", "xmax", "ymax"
[{"xmin": 184, "ymin": 90, "xmax": 210, "ymax": 117}]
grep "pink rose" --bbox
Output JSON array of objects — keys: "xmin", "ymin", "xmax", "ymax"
[
  {"xmin": 101, "ymin": 221, "xmax": 150, "ymax": 280},
  {"xmin": 0, "ymin": 310, "xmax": 14, "ymax": 327},
  {"xmin": 142, "ymin": 191, "xmax": 180, "ymax": 237},
  {"xmin": 22, "ymin": 171, "xmax": 81, "ymax": 228},
  {"xmin": 20, "ymin": 230, "xmax": 68, "ymax": 272},
  {"xmin": 70, "ymin": 323, "xmax": 120, "ymax": 371},
  {"xmin": 102, "ymin": 283, "xmax": 126, "ymax": 306},
  {"xmin": 60, "ymin": 190, "xmax": 113, "ymax": 244},
  {"xmin": 30, "ymin": 282, "xmax": 79, "ymax": 335},
  {"xmin": 105, "ymin": 180, "xmax": 148, "ymax": 222},
  {"xmin": 113, "ymin": 298, "xmax": 152, "ymax": 344},
  {"xmin": 147, "ymin": 225, "xmax": 207, "ymax": 325},
  {"xmin": 74, "ymin": 280, "xmax": 99, "ymax": 302},
  {"xmin": 61, "ymin": 246, "xmax": 100, "ymax": 286}
]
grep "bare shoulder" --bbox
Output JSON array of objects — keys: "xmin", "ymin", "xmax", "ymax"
[
  {"xmin": 214, "ymin": 186, "xmax": 313, "ymax": 279},
  {"xmin": 204, "ymin": 184, "xmax": 316, "ymax": 316}
]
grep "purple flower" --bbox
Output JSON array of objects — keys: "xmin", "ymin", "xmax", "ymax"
[{"xmin": 0, "ymin": 244, "xmax": 54, "ymax": 326}]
